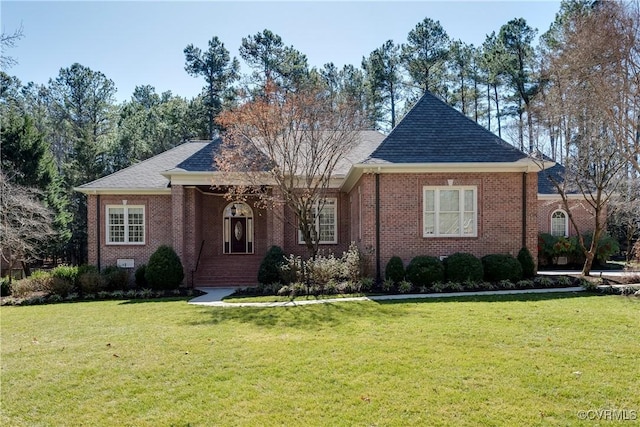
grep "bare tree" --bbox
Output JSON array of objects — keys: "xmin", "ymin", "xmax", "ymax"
[
  {"xmin": 1, "ymin": 25, "xmax": 24, "ymax": 70},
  {"xmin": 559, "ymin": 1, "xmax": 640, "ymax": 173},
  {"xmin": 215, "ymin": 80, "xmax": 365, "ymax": 257},
  {"xmin": 0, "ymin": 173, "xmax": 56, "ymax": 283},
  {"xmin": 536, "ymin": 1, "xmax": 633, "ymax": 275}
]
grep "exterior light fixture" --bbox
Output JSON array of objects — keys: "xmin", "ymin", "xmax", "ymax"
[{"xmin": 230, "ymin": 204, "xmax": 237, "ymax": 217}]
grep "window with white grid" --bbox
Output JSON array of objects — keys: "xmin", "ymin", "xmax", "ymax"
[
  {"xmin": 106, "ymin": 205, "xmax": 145, "ymax": 244},
  {"xmin": 423, "ymin": 187, "xmax": 477, "ymax": 237},
  {"xmin": 298, "ymin": 198, "xmax": 337, "ymax": 244},
  {"xmin": 551, "ymin": 210, "xmax": 568, "ymax": 237}
]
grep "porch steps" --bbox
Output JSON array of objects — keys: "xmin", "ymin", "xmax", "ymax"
[{"xmin": 194, "ymin": 257, "xmax": 261, "ymax": 287}]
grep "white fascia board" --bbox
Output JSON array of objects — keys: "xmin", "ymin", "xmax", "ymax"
[
  {"xmin": 163, "ymin": 170, "xmax": 345, "ymax": 189},
  {"xmin": 74, "ymin": 187, "xmax": 171, "ymax": 195},
  {"xmin": 341, "ymin": 159, "xmax": 543, "ymax": 192},
  {"xmin": 537, "ymin": 193, "xmax": 586, "ymax": 201}
]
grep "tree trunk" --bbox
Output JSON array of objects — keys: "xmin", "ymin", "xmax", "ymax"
[{"xmin": 493, "ymin": 84, "xmax": 502, "ymax": 138}]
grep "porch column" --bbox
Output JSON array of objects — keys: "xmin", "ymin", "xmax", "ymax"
[{"xmin": 171, "ymin": 185, "xmax": 185, "ymax": 276}]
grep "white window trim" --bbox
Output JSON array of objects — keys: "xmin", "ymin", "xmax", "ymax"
[
  {"xmin": 550, "ymin": 209, "xmax": 569, "ymax": 237},
  {"xmin": 298, "ymin": 198, "xmax": 338, "ymax": 245},
  {"xmin": 106, "ymin": 205, "xmax": 145, "ymax": 245},
  {"xmin": 423, "ymin": 186, "xmax": 477, "ymax": 238}
]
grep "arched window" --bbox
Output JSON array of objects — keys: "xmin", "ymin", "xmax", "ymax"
[
  {"xmin": 223, "ymin": 202, "xmax": 253, "ymax": 254},
  {"xmin": 551, "ymin": 210, "xmax": 568, "ymax": 237}
]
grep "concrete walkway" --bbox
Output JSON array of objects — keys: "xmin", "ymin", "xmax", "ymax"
[{"xmin": 188, "ymin": 286, "xmax": 586, "ymax": 308}]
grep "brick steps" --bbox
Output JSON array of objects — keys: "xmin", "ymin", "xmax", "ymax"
[{"xmin": 193, "ymin": 256, "xmax": 261, "ymax": 287}]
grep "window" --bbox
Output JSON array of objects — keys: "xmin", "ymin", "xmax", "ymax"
[
  {"xmin": 423, "ymin": 187, "xmax": 477, "ymax": 237},
  {"xmin": 106, "ymin": 206, "xmax": 145, "ymax": 244},
  {"xmin": 551, "ymin": 210, "xmax": 568, "ymax": 237},
  {"xmin": 299, "ymin": 198, "xmax": 338, "ymax": 244}
]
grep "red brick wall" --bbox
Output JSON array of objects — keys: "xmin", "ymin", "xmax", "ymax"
[
  {"xmin": 349, "ymin": 172, "xmax": 539, "ymax": 275},
  {"xmin": 88, "ymin": 194, "xmax": 173, "ymax": 270},
  {"xmin": 281, "ymin": 190, "xmax": 351, "ymax": 258},
  {"xmin": 538, "ymin": 197, "xmax": 600, "ymax": 236}
]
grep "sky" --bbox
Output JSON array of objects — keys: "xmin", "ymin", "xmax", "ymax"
[{"xmin": 2, "ymin": 1, "xmax": 561, "ymax": 103}]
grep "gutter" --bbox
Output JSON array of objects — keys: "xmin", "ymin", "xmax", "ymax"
[
  {"xmin": 522, "ymin": 173, "xmax": 527, "ymax": 249},
  {"xmin": 96, "ymin": 194, "xmax": 101, "ymax": 271},
  {"xmin": 375, "ymin": 171, "xmax": 381, "ymax": 284}
]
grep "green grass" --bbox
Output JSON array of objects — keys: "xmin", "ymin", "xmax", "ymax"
[
  {"xmin": 223, "ymin": 292, "xmax": 370, "ymax": 303},
  {"xmin": 2, "ymin": 294, "xmax": 639, "ymax": 426}
]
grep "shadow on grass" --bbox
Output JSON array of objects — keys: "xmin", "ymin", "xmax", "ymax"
[
  {"xmin": 186, "ymin": 291, "xmax": 605, "ymax": 329},
  {"xmin": 118, "ymin": 297, "xmax": 192, "ymax": 305},
  {"xmin": 372, "ymin": 290, "xmax": 598, "ymax": 305},
  {"xmin": 187, "ymin": 300, "xmax": 398, "ymax": 329}
]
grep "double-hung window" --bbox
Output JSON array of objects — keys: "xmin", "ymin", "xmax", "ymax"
[
  {"xmin": 551, "ymin": 210, "xmax": 568, "ymax": 237},
  {"xmin": 106, "ymin": 205, "xmax": 145, "ymax": 244},
  {"xmin": 298, "ymin": 198, "xmax": 338, "ymax": 244},
  {"xmin": 423, "ymin": 187, "xmax": 477, "ymax": 237}
]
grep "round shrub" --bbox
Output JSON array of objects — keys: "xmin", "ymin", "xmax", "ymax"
[
  {"xmin": 406, "ymin": 256, "xmax": 444, "ymax": 288},
  {"xmin": 44, "ymin": 277, "xmax": 75, "ymax": 297},
  {"xmin": 517, "ymin": 247, "xmax": 536, "ymax": 278},
  {"xmin": 102, "ymin": 266, "xmax": 129, "ymax": 291},
  {"xmin": 145, "ymin": 245, "xmax": 184, "ymax": 290},
  {"xmin": 444, "ymin": 253, "xmax": 483, "ymax": 283},
  {"xmin": 78, "ymin": 271, "xmax": 107, "ymax": 295},
  {"xmin": 51, "ymin": 265, "xmax": 79, "ymax": 288},
  {"xmin": 481, "ymin": 254, "xmax": 523, "ymax": 282},
  {"xmin": 258, "ymin": 246, "xmax": 286, "ymax": 285},
  {"xmin": 0, "ymin": 277, "xmax": 10, "ymax": 296},
  {"xmin": 135, "ymin": 264, "xmax": 147, "ymax": 287},
  {"xmin": 385, "ymin": 256, "xmax": 405, "ymax": 283}
]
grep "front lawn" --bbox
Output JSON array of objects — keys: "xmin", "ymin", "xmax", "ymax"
[{"xmin": 2, "ymin": 293, "xmax": 638, "ymax": 426}]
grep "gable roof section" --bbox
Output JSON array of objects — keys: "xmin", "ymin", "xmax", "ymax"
[
  {"xmin": 366, "ymin": 91, "xmax": 527, "ymax": 164},
  {"xmin": 75, "ymin": 141, "xmax": 210, "ymax": 194},
  {"xmin": 538, "ymin": 162, "xmax": 564, "ymax": 195},
  {"xmin": 172, "ymin": 139, "xmax": 221, "ymax": 172}
]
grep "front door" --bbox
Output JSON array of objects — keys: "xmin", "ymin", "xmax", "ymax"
[{"xmin": 231, "ymin": 217, "xmax": 247, "ymax": 253}]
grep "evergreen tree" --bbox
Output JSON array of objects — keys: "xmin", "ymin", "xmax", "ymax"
[
  {"xmin": 184, "ymin": 36, "xmax": 240, "ymax": 138},
  {"xmin": 362, "ymin": 40, "xmax": 403, "ymax": 130},
  {"xmin": 401, "ymin": 17, "xmax": 450, "ymax": 99}
]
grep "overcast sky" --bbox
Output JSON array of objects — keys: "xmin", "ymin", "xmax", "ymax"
[{"xmin": 3, "ymin": 1, "xmax": 561, "ymax": 102}]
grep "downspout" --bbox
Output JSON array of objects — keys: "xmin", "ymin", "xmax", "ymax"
[
  {"xmin": 96, "ymin": 194, "xmax": 101, "ymax": 271},
  {"xmin": 522, "ymin": 172, "xmax": 527, "ymax": 249},
  {"xmin": 375, "ymin": 172, "xmax": 381, "ymax": 284}
]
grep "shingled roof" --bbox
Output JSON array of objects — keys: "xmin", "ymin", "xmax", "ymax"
[
  {"xmin": 366, "ymin": 91, "xmax": 528, "ymax": 164},
  {"xmin": 76, "ymin": 141, "xmax": 210, "ymax": 192}
]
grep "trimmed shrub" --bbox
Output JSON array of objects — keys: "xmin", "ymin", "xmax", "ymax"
[
  {"xmin": 517, "ymin": 247, "xmax": 536, "ymax": 278},
  {"xmin": 78, "ymin": 271, "xmax": 107, "ymax": 295},
  {"xmin": 482, "ymin": 254, "xmax": 523, "ymax": 282},
  {"xmin": 0, "ymin": 277, "xmax": 10, "ymax": 296},
  {"xmin": 29, "ymin": 270, "xmax": 52, "ymax": 291},
  {"xmin": 135, "ymin": 264, "xmax": 147, "ymax": 287},
  {"xmin": 258, "ymin": 246, "xmax": 286, "ymax": 285},
  {"xmin": 10, "ymin": 278, "xmax": 41, "ymax": 298},
  {"xmin": 102, "ymin": 266, "xmax": 129, "ymax": 291},
  {"xmin": 145, "ymin": 245, "xmax": 184, "ymax": 290},
  {"xmin": 45, "ymin": 277, "xmax": 75, "ymax": 297},
  {"xmin": 51, "ymin": 265, "xmax": 79, "ymax": 288},
  {"xmin": 77, "ymin": 264, "xmax": 98, "ymax": 277},
  {"xmin": 406, "ymin": 256, "xmax": 444, "ymax": 287},
  {"xmin": 444, "ymin": 253, "xmax": 483, "ymax": 283},
  {"xmin": 385, "ymin": 256, "xmax": 405, "ymax": 284}
]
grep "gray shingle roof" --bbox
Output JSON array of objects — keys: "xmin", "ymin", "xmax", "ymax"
[
  {"xmin": 366, "ymin": 91, "xmax": 528, "ymax": 164},
  {"xmin": 76, "ymin": 142, "xmax": 210, "ymax": 190},
  {"xmin": 538, "ymin": 162, "xmax": 570, "ymax": 195},
  {"xmin": 172, "ymin": 139, "xmax": 221, "ymax": 172}
]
